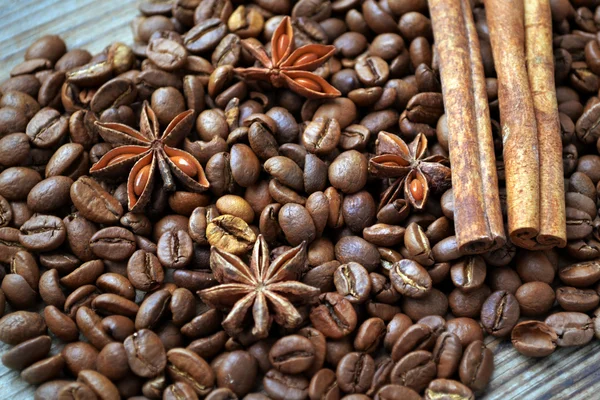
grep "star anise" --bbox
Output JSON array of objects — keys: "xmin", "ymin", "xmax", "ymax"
[
  {"xmin": 234, "ymin": 16, "xmax": 341, "ymax": 99},
  {"xmin": 369, "ymin": 132, "xmax": 451, "ymax": 209},
  {"xmin": 199, "ymin": 235, "xmax": 320, "ymax": 339},
  {"xmin": 90, "ymin": 101, "xmax": 209, "ymax": 212}
]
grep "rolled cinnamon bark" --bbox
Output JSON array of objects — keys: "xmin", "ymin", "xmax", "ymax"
[
  {"xmin": 525, "ymin": 0, "xmax": 567, "ymax": 248},
  {"xmin": 485, "ymin": 0, "xmax": 566, "ymax": 249},
  {"xmin": 430, "ymin": 0, "xmax": 506, "ymax": 254}
]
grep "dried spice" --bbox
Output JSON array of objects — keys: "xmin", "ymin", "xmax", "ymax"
[
  {"xmin": 199, "ymin": 235, "xmax": 320, "ymax": 339},
  {"xmin": 235, "ymin": 16, "xmax": 341, "ymax": 99},
  {"xmin": 430, "ymin": 0, "xmax": 506, "ymax": 255},
  {"xmin": 369, "ymin": 132, "xmax": 451, "ymax": 209},
  {"xmin": 90, "ymin": 101, "xmax": 209, "ymax": 212}
]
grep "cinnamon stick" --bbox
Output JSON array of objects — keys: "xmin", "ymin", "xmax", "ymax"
[
  {"xmin": 525, "ymin": 0, "xmax": 567, "ymax": 248},
  {"xmin": 430, "ymin": 0, "xmax": 506, "ymax": 254},
  {"xmin": 485, "ymin": 0, "xmax": 566, "ymax": 249}
]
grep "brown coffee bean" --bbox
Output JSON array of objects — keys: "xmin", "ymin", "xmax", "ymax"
[
  {"xmin": 1, "ymin": 335, "xmax": 51, "ymax": 370},
  {"xmin": 279, "ymin": 203, "xmax": 316, "ymax": 246},
  {"xmin": 390, "ymin": 350, "xmax": 436, "ymax": 393},
  {"xmin": 515, "ymin": 282, "xmax": 555, "ymax": 316},
  {"xmin": 445, "ymin": 318, "xmax": 483, "ymax": 348},
  {"xmin": 450, "ymin": 256, "xmax": 487, "ymax": 292},
  {"xmin": 458, "ymin": 340, "xmax": 493, "ymax": 392},
  {"xmin": 136, "ymin": 289, "xmax": 172, "ymax": 330},
  {"xmin": 21, "ymin": 354, "xmax": 65, "ymax": 385},
  {"xmin": 336, "ymin": 352, "xmax": 375, "ymax": 394},
  {"xmin": 425, "ymin": 379, "xmax": 474, "ymax": 400},
  {"xmin": 263, "ymin": 368, "xmax": 309, "ymax": 400},
  {"xmin": 124, "ymin": 329, "xmax": 167, "ymax": 377},
  {"xmin": 62, "ymin": 341, "xmax": 99, "ymax": 376},
  {"xmin": 556, "ymin": 286, "xmax": 600, "ymax": 312},
  {"xmin": 0, "ymin": 167, "xmax": 42, "ymax": 202},
  {"xmin": 329, "ymin": 150, "xmax": 368, "ymax": 194},
  {"xmin": 511, "ymin": 321, "xmax": 558, "ymax": 357},
  {"xmin": 156, "ymin": 230, "xmax": 193, "ymax": 268},
  {"xmin": 480, "ymin": 291, "xmax": 520, "ymax": 337},
  {"xmin": 77, "ymin": 369, "xmax": 120, "ymax": 400},
  {"xmin": 90, "ymin": 227, "xmax": 136, "ymax": 261},
  {"xmin": 449, "ymin": 286, "xmax": 491, "ymax": 318},
  {"xmin": 18, "ymin": 214, "xmax": 65, "ymax": 252},
  {"xmin": 206, "ymin": 214, "xmax": 256, "ymax": 255},
  {"xmin": 70, "ymin": 176, "xmax": 123, "ymax": 225},
  {"xmin": 310, "ymin": 292, "xmax": 357, "ymax": 339},
  {"xmin": 333, "ymin": 262, "xmax": 371, "ymax": 304},
  {"xmin": 127, "ymin": 250, "xmax": 165, "ymax": 291},
  {"xmin": 309, "ymin": 368, "xmax": 340, "ymax": 400},
  {"xmin": 432, "ymin": 332, "xmax": 462, "ymax": 380},
  {"xmin": 390, "ymin": 259, "xmax": 432, "ymax": 298},
  {"xmin": 44, "ymin": 305, "xmax": 79, "ymax": 342},
  {"xmin": 26, "ymin": 107, "xmax": 68, "ymax": 148},
  {"xmin": 60, "ymin": 259, "xmax": 104, "ymax": 289},
  {"xmin": 230, "ymin": 144, "xmax": 260, "ymax": 188},
  {"xmin": 391, "ymin": 323, "xmax": 436, "ymax": 362},
  {"xmin": 2, "ymin": 274, "xmax": 37, "ymax": 309},
  {"xmin": 402, "ymin": 288, "xmax": 448, "ymax": 321},
  {"xmin": 167, "ymin": 348, "xmax": 215, "ymax": 396},
  {"xmin": 269, "ymin": 335, "xmax": 315, "ymax": 375}
]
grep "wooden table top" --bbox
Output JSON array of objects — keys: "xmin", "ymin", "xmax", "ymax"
[{"xmin": 1, "ymin": 1, "xmax": 599, "ymax": 399}]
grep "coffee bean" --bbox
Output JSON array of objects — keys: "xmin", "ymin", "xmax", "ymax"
[
  {"xmin": 70, "ymin": 176, "xmax": 123, "ymax": 225},
  {"xmin": 269, "ymin": 335, "xmax": 315, "ymax": 374},
  {"xmin": 157, "ymin": 230, "xmax": 193, "ymax": 268},
  {"xmin": 459, "ymin": 340, "xmax": 494, "ymax": 392},
  {"xmin": 18, "ymin": 214, "xmax": 65, "ymax": 252},
  {"xmin": 310, "ymin": 292, "xmax": 357, "ymax": 339},
  {"xmin": 213, "ymin": 350, "xmax": 257, "ymax": 397},
  {"xmin": 511, "ymin": 321, "xmax": 558, "ymax": 357},
  {"xmin": 425, "ymin": 379, "xmax": 474, "ymax": 400},
  {"xmin": 44, "ymin": 305, "xmax": 79, "ymax": 342},
  {"xmin": 391, "ymin": 323, "xmax": 436, "ymax": 362},
  {"xmin": 62, "ymin": 341, "xmax": 99, "ymax": 376},
  {"xmin": 90, "ymin": 227, "xmax": 136, "ymax": 261},
  {"xmin": 336, "ymin": 352, "xmax": 375, "ymax": 394},
  {"xmin": 124, "ymin": 329, "xmax": 167, "ymax": 377},
  {"xmin": 480, "ymin": 291, "xmax": 520, "ymax": 337},
  {"xmin": 390, "ymin": 259, "xmax": 432, "ymax": 298},
  {"xmin": 545, "ymin": 312, "xmax": 594, "ymax": 346},
  {"xmin": 1, "ymin": 335, "xmax": 51, "ymax": 370},
  {"xmin": 263, "ymin": 368, "xmax": 309, "ymax": 400},
  {"xmin": 21, "ymin": 354, "xmax": 65, "ymax": 385},
  {"xmin": 390, "ymin": 350, "xmax": 436, "ymax": 393},
  {"xmin": 167, "ymin": 348, "xmax": 215, "ymax": 396}
]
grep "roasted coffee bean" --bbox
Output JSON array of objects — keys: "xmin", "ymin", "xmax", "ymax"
[
  {"xmin": 263, "ymin": 368, "xmax": 309, "ymax": 400},
  {"xmin": 167, "ymin": 348, "xmax": 215, "ymax": 396},
  {"xmin": 511, "ymin": 320, "xmax": 558, "ymax": 357},
  {"xmin": 333, "ymin": 262, "xmax": 371, "ymax": 304},
  {"xmin": 433, "ymin": 332, "xmax": 462, "ymax": 379},
  {"xmin": 545, "ymin": 312, "xmax": 594, "ymax": 347},
  {"xmin": 136, "ymin": 289, "xmax": 172, "ymax": 330},
  {"xmin": 1, "ymin": 335, "xmax": 51, "ymax": 370},
  {"xmin": 515, "ymin": 282, "xmax": 555, "ymax": 316},
  {"xmin": 309, "ymin": 368, "xmax": 340, "ymax": 400},
  {"xmin": 44, "ymin": 305, "xmax": 79, "ymax": 342},
  {"xmin": 354, "ymin": 317, "xmax": 386, "ymax": 354},
  {"xmin": 70, "ymin": 176, "xmax": 123, "ymax": 225},
  {"xmin": 556, "ymin": 286, "xmax": 600, "ymax": 312},
  {"xmin": 336, "ymin": 352, "xmax": 375, "ymax": 394},
  {"xmin": 402, "ymin": 288, "xmax": 449, "ymax": 321},
  {"xmin": 62, "ymin": 341, "xmax": 99, "ymax": 376},
  {"xmin": 459, "ymin": 340, "xmax": 493, "ymax": 392},
  {"xmin": 26, "ymin": 107, "xmax": 68, "ymax": 148},
  {"xmin": 310, "ymin": 292, "xmax": 357, "ymax": 339},
  {"xmin": 445, "ymin": 318, "xmax": 484, "ymax": 348},
  {"xmin": 390, "ymin": 350, "xmax": 436, "ymax": 393},
  {"xmin": 212, "ymin": 350, "xmax": 257, "ymax": 397},
  {"xmin": 90, "ymin": 227, "xmax": 136, "ymax": 261},
  {"xmin": 269, "ymin": 335, "xmax": 315, "ymax": 374},
  {"xmin": 480, "ymin": 291, "xmax": 520, "ymax": 337},
  {"xmin": 425, "ymin": 379, "xmax": 474, "ymax": 400},
  {"xmin": 390, "ymin": 259, "xmax": 432, "ymax": 298},
  {"xmin": 391, "ymin": 323, "xmax": 436, "ymax": 362},
  {"xmin": 21, "ymin": 355, "xmax": 65, "ymax": 385},
  {"xmin": 18, "ymin": 214, "xmax": 65, "ymax": 252},
  {"xmin": 124, "ymin": 329, "xmax": 167, "ymax": 377},
  {"xmin": 157, "ymin": 230, "xmax": 194, "ymax": 268}
]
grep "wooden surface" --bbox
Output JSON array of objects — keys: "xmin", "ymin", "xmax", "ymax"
[{"xmin": 1, "ymin": 0, "xmax": 600, "ymax": 399}]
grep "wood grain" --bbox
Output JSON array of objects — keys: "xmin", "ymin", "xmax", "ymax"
[{"xmin": 0, "ymin": 0, "xmax": 599, "ymax": 399}]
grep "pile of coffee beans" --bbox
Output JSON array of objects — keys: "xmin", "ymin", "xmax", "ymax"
[{"xmin": 0, "ymin": 0, "xmax": 599, "ymax": 398}]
